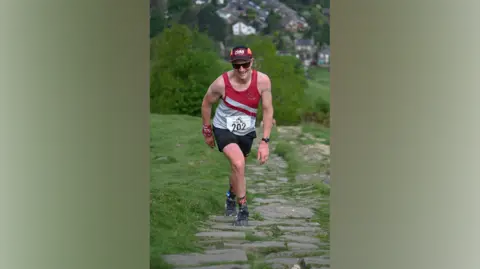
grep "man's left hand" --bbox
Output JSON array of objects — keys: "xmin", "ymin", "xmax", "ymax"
[{"xmin": 257, "ymin": 142, "xmax": 269, "ymax": 164}]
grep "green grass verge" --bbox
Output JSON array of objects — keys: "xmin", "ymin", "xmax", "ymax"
[
  {"xmin": 301, "ymin": 123, "xmax": 330, "ymax": 145},
  {"xmin": 309, "ymin": 182, "xmax": 330, "ymax": 243},
  {"xmin": 273, "ymin": 141, "xmax": 299, "ymax": 180},
  {"xmin": 306, "ymin": 67, "xmax": 330, "ymax": 105},
  {"xmin": 150, "ymin": 114, "xmax": 260, "ymax": 269}
]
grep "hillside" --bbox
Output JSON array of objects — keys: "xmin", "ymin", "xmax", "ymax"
[{"xmin": 150, "ymin": 114, "xmax": 331, "ymax": 269}]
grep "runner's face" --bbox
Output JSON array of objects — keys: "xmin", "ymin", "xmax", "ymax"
[{"xmin": 232, "ymin": 59, "xmax": 252, "ymax": 80}]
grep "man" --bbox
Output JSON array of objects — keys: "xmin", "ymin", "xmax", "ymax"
[
  {"xmin": 261, "ymin": 118, "xmax": 276, "ymax": 127},
  {"xmin": 201, "ymin": 45, "xmax": 274, "ymax": 226}
]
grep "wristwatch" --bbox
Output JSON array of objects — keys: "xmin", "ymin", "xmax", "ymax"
[{"xmin": 261, "ymin": 137, "xmax": 270, "ymax": 143}]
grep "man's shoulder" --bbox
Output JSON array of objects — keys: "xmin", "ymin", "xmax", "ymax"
[
  {"xmin": 255, "ymin": 70, "xmax": 271, "ymax": 90},
  {"xmin": 256, "ymin": 70, "xmax": 270, "ymax": 82},
  {"xmin": 211, "ymin": 73, "xmax": 227, "ymax": 90}
]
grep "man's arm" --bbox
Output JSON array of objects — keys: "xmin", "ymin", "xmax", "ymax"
[
  {"xmin": 260, "ymin": 75, "xmax": 274, "ymax": 140},
  {"xmin": 201, "ymin": 77, "xmax": 223, "ymax": 126}
]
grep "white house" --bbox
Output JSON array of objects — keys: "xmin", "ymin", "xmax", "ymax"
[
  {"xmin": 317, "ymin": 45, "xmax": 330, "ymax": 65},
  {"xmin": 232, "ymin": 22, "xmax": 256, "ymax": 36}
]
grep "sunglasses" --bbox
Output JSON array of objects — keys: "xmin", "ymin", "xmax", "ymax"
[{"xmin": 232, "ymin": 61, "xmax": 251, "ymax": 69}]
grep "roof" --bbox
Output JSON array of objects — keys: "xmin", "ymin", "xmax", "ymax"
[
  {"xmin": 318, "ymin": 46, "xmax": 330, "ymax": 54},
  {"xmin": 295, "ymin": 39, "xmax": 314, "ymax": 46}
]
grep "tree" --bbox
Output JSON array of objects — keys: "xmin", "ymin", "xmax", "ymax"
[
  {"xmin": 318, "ymin": 0, "xmax": 330, "ymax": 8},
  {"xmin": 167, "ymin": 0, "xmax": 191, "ymax": 15},
  {"xmin": 150, "ymin": 24, "xmax": 228, "ymax": 115},
  {"xmin": 264, "ymin": 12, "xmax": 282, "ymax": 34},
  {"xmin": 150, "ymin": 8, "xmax": 166, "ymax": 38},
  {"xmin": 197, "ymin": 4, "xmax": 228, "ymax": 42},
  {"xmin": 245, "ymin": 9, "xmax": 256, "ymax": 21},
  {"xmin": 304, "ymin": 6, "xmax": 330, "ymax": 45},
  {"xmin": 178, "ymin": 7, "xmax": 199, "ymax": 28}
]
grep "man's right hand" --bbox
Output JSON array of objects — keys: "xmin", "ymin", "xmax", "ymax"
[
  {"xmin": 204, "ymin": 136, "xmax": 215, "ymax": 148},
  {"xmin": 202, "ymin": 124, "xmax": 215, "ymax": 148}
]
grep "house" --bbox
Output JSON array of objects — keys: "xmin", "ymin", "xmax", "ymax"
[
  {"xmin": 232, "ymin": 21, "xmax": 257, "ymax": 35},
  {"xmin": 216, "ymin": 9, "xmax": 239, "ymax": 24},
  {"xmin": 216, "ymin": 3, "xmax": 247, "ymax": 25},
  {"xmin": 283, "ymin": 17, "xmax": 309, "ymax": 32},
  {"xmin": 317, "ymin": 45, "xmax": 330, "ymax": 66},
  {"xmin": 281, "ymin": 13, "xmax": 308, "ymax": 31},
  {"xmin": 194, "ymin": 0, "xmax": 209, "ymax": 5},
  {"xmin": 277, "ymin": 50, "xmax": 292, "ymax": 56},
  {"xmin": 295, "ymin": 39, "xmax": 315, "ymax": 52},
  {"xmin": 322, "ymin": 7, "xmax": 330, "ymax": 25},
  {"xmin": 217, "ymin": 0, "xmax": 269, "ymax": 28},
  {"xmin": 259, "ymin": 0, "xmax": 308, "ymax": 32},
  {"xmin": 295, "ymin": 39, "xmax": 316, "ymax": 66}
]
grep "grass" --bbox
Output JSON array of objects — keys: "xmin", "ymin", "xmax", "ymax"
[
  {"xmin": 273, "ymin": 141, "xmax": 299, "ymax": 180},
  {"xmin": 305, "ymin": 67, "xmax": 330, "ymax": 106},
  {"xmin": 301, "ymin": 123, "xmax": 330, "ymax": 145},
  {"xmin": 247, "ymin": 253, "xmax": 274, "ymax": 269},
  {"xmin": 306, "ymin": 182, "xmax": 331, "ymax": 243},
  {"xmin": 150, "ymin": 114, "xmax": 260, "ymax": 269},
  {"xmin": 313, "ymin": 203, "xmax": 330, "ymax": 243}
]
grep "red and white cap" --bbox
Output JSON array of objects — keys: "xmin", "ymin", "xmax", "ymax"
[{"xmin": 229, "ymin": 46, "xmax": 253, "ymax": 62}]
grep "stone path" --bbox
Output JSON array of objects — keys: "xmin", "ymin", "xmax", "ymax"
[{"xmin": 162, "ymin": 127, "xmax": 330, "ymax": 269}]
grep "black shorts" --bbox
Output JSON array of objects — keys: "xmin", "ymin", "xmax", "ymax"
[{"xmin": 212, "ymin": 125, "xmax": 257, "ymax": 157}]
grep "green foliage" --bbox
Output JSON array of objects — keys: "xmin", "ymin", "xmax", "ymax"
[
  {"xmin": 304, "ymin": 7, "xmax": 328, "ymax": 44},
  {"xmin": 301, "ymin": 123, "xmax": 330, "ymax": 145},
  {"xmin": 168, "ymin": 0, "xmax": 192, "ymax": 14},
  {"xmin": 150, "ymin": 8, "xmax": 167, "ymax": 38},
  {"xmin": 245, "ymin": 8, "xmax": 257, "ymax": 20},
  {"xmin": 264, "ymin": 12, "xmax": 282, "ymax": 34},
  {"xmin": 178, "ymin": 6, "xmax": 199, "ymax": 28},
  {"xmin": 302, "ymin": 95, "xmax": 330, "ymax": 126},
  {"xmin": 197, "ymin": 4, "xmax": 228, "ymax": 42},
  {"xmin": 150, "ymin": 24, "xmax": 227, "ymax": 116},
  {"xmin": 319, "ymin": 0, "xmax": 330, "ymax": 8},
  {"xmin": 302, "ymin": 67, "xmax": 330, "ymax": 126}
]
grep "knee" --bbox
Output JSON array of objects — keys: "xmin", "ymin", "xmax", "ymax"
[{"xmin": 231, "ymin": 158, "xmax": 245, "ymax": 172}]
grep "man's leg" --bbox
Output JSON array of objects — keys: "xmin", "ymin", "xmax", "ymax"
[
  {"xmin": 222, "ymin": 143, "xmax": 249, "ymax": 225},
  {"xmin": 237, "ymin": 130, "xmax": 256, "ymax": 199},
  {"xmin": 212, "ymin": 127, "xmax": 238, "ymax": 216}
]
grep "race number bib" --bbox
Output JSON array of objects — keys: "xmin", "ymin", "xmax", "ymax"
[{"xmin": 226, "ymin": 115, "xmax": 252, "ymax": 133}]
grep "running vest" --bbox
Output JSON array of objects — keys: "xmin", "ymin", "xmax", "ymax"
[{"xmin": 212, "ymin": 70, "xmax": 261, "ymax": 136}]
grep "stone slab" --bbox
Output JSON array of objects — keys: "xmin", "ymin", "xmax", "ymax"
[
  {"xmin": 265, "ymin": 249, "xmax": 327, "ymax": 260},
  {"xmin": 252, "ymin": 198, "xmax": 290, "ymax": 204},
  {"xmin": 209, "ymin": 223, "xmax": 256, "ymax": 231},
  {"xmin": 162, "ymin": 249, "xmax": 248, "ymax": 266},
  {"xmin": 280, "ymin": 235, "xmax": 323, "ymax": 245},
  {"xmin": 196, "ymin": 231, "xmax": 246, "ymax": 239},
  {"xmin": 278, "ymin": 226, "xmax": 321, "ymax": 233},
  {"xmin": 266, "ymin": 256, "xmax": 329, "ymax": 266},
  {"xmin": 287, "ymin": 242, "xmax": 319, "ymax": 250},
  {"xmin": 254, "ymin": 205, "xmax": 314, "ymax": 219},
  {"xmin": 210, "ymin": 215, "xmax": 235, "ymax": 223},
  {"xmin": 176, "ymin": 265, "xmax": 250, "ymax": 269},
  {"xmin": 224, "ymin": 241, "xmax": 287, "ymax": 250}
]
